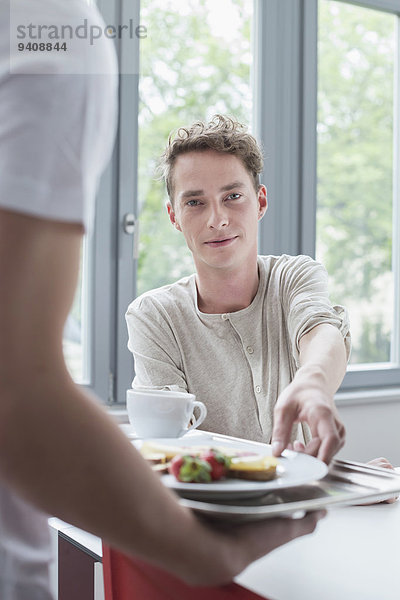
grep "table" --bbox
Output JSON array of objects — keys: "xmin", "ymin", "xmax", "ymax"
[
  {"xmin": 52, "ymin": 426, "xmax": 400, "ymax": 600},
  {"xmin": 52, "ymin": 500, "xmax": 400, "ymax": 600},
  {"xmin": 49, "ymin": 517, "xmax": 103, "ymax": 600},
  {"xmin": 236, "ymin": 500, "xmax": 400, "ymax": 600}
]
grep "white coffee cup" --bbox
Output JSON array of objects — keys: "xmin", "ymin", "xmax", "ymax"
[{"xmin": 126, "ymin": 388, "xmax": 207, "ymax": 438}]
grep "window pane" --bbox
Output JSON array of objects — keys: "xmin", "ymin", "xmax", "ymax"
[
  {"xmin": 137, "ymin": 0, "xmax": 253, "ymax": 296},
  {"xmin": 316, "ymin": 1, "xmax": 397, "ymax": 366}
]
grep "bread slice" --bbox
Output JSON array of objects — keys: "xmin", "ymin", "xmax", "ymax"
[
  {"xmin": 227, "ymin": 455, "xmax": 278, "ymax": 481},
  {"xmin": 139, "ymin": 441, "xmax": 209, "ymax": 461},
  {"xmin": 139, "ymin": 442, "xmax": 258, "ymax": 461},
  {"xmin": 151, "ymin": 462, "xmax": 170, "ymax": 475},
  {"xmin": 142, "ymin": 452, "xmax": 167, "ymax": 465}
]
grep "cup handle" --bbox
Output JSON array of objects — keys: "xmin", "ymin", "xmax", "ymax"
[{"xmin": 187, "ymin": 401, "xmax": 207, "ymax": 432}]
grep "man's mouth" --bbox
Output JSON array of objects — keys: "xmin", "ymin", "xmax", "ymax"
[{"xmin": 204, "ymin": 236, "xmax": 238, "ymax": 248}]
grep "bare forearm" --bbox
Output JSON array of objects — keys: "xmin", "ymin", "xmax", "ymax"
[
  {"xmin": 0, "ymin": 366, "xmax": 218, "ymax": 579},
  {"xmin": 272, "ymin": 324, "xmax": 347, "ymax": 462},
  {"xmin": 296, "ymin": 323, "xmax": 348, "ymax": 398}
]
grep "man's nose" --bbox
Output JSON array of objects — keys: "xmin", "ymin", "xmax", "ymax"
[{"xmin": 207, "ymin": 203, "xmax": 229, "ymax": 229}]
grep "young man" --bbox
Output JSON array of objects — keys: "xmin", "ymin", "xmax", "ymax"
[
  {"xmin": 126, "ymin": 115, "xmax": 351, "ymax": 464},
  {"xmin": 0, "ymin": 4, "xmax": 323, "ymax": 598}
]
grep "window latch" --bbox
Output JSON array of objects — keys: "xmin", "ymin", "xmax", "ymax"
[
  {"xmin": 123, "ymin": 213, "xmax": 135, "ymax": 235},
  {"xmin": 123, "ymin": 213, "xmax": 139, "ymax": 260}
]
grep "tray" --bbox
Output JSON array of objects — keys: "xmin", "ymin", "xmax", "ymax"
[{"xmin": 178, "ymin": 458, "xmax": 400, "ymax": 522}]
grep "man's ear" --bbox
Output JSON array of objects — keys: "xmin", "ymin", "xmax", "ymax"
[
  {"xmin": 167, "ymin": 201, "xmax": 182, "ymax": 231},
  {"xmin": 257, "ymin": 185, "xmax": 268, "ymax": 220}
]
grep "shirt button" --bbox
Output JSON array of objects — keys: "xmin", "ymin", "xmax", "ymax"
[
  {"xmin": 246, "ymin": 346, "xmax": 254, "ymax": 354},
  {"xmin": 221, "ymin": 314, "xmax": 229, "ymax": 321},
  {"xmin": 255, "ymin": 385, "xmax": 261, "ymax": 393}
]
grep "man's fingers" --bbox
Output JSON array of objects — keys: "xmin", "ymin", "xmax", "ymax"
[
  {"xmin": 272, "ymin": 386, "xmax": 346, "ymax": 463},
  {"xmin": 383, "ymin": 496, "xmax": 398, "ymax": 504},
  {"xmin": 289, "ymin": 510, "xmax": 327, "ymax": 537},
  {"xmin": 336, "ymin": 419, "xmax": 345, "ymax": 440},
  {"xmin": 305, "ymin": 410, "xmax": 345, "ymax": 464},
  {"xmin": 366, "ymin": 458, "xmax": 398, "ymax": 503},
  {"xmin": 234, "ymin": 510, "xmax": 326, "ymax": 562},
  {"xmin": 367, "ymin": 457, "xmax": 394, "ymax": 470},
  {"xmin": 303, "ymin": 437, "xmax": 321, "ymax": 457},
  {"xmin": 272, "ymin": 510, "xmax": 325, "ymax": 547},
  {"xmin": 293, "ymin": 440, "xmax": 305, "ymax": 452},
  {"xmin": 271, "ymin": 400, "xmax": 299, "ymax": 457},
  {"xmin": 316, "ymin": 433, "xmax": 340, "ymax": 464}
]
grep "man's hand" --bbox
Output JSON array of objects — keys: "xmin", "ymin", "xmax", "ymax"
[
  {"xmin": 174, "ymin": 509, "xmax": 326, "ymax": 586},
  {"xmin": 224, "ymin": 510, "xmax": 326, "ymax": 575},
  {"xmin": 272, "ymin": 324, "xmax": 348, "ymax": 464},
  {"xmin": 366, "ymin": 458, "xmax": 398, "ymax": 504},
  {"xmin": 271, "ymin": 367, "xmax": 345, "ymax": 464}
]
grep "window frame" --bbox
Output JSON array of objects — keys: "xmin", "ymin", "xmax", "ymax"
[
  {"xmin": 78, "ymin": 0, "xmax": 140, "ymax": 405},
  {"xmin": 113, "ymin": 0, "xmax": 141, "ymax": 405},
  {"xmin": 76, "ymin": 0, "xmax": 119, "ymax": 402},
  {"xmin": 85, "ymin": 140, "xmax": 119, "ymax": 403}
]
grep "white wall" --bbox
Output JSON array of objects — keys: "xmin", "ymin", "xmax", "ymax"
[{"xmin": 336, "ymin": 394, "xmax": 400, "ymax": 465}]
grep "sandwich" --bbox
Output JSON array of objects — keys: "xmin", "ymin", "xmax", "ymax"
[
  {"xmin": 139, "ymin": 441, "xmax": 279, "ymax": 482},
  {"xmin": 227, "ymin": 455, "xmax": 278, "ymax": 481}
]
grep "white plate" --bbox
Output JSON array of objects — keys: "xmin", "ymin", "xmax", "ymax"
[{"xmin": 134, "ymin": 431, "xmax": 328, "ymax": 500}]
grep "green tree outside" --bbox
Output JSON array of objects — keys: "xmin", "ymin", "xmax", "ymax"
[{"xmin": 317, "ymin": 0, "xmax": 395, "ymax": 363}]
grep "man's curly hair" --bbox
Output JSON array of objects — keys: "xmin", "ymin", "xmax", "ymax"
[{"xmin": 158, "ymin": 115, "xmax": 264, "ymax": 203}]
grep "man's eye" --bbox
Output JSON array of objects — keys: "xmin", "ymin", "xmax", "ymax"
[
  {"xmin": 227, "ymin": 193, "xmax": 241, "ymax": 200},
  {"xmin": 186, "ymin": 199, "xmax": 201, "ymax": 206}
]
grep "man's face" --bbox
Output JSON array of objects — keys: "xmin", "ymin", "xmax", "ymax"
[{"xmin": 167, "ymin": 149, "xmax": 267, "ymax": 274}]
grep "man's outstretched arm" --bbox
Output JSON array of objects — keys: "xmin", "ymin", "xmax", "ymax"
[
  {"xmin": 272, "ymin": 323, "xmax": 348, "ymax": 464},
  {"xmin": 0, "ymin": 209, "xmax": 324, "ymax": 585}
]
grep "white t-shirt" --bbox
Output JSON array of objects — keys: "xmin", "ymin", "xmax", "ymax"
[
  {"xmin": 0, "ymin": 0, "xmax": 118, "ymax": 230},
  {"xmin": 126, "ymin": 255, "xmax": 351, "ymax": 443},
  {"xmin": 0, "ymin": 1, "xmax": 118, "ymax": 598}
]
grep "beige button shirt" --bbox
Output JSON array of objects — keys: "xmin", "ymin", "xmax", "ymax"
[{"xmin": 126, "ymin": 255, "xmax": 351, "ymax": 443}]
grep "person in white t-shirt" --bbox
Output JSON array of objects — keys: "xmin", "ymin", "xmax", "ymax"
[{"xmin": 0, "ymin": 1, "xmax": 324, "ymax": 598}]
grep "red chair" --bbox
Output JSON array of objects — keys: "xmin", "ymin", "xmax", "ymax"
[{"xmin": 102, "ymin": 543, "xmax": 269, "ymax": 600}]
